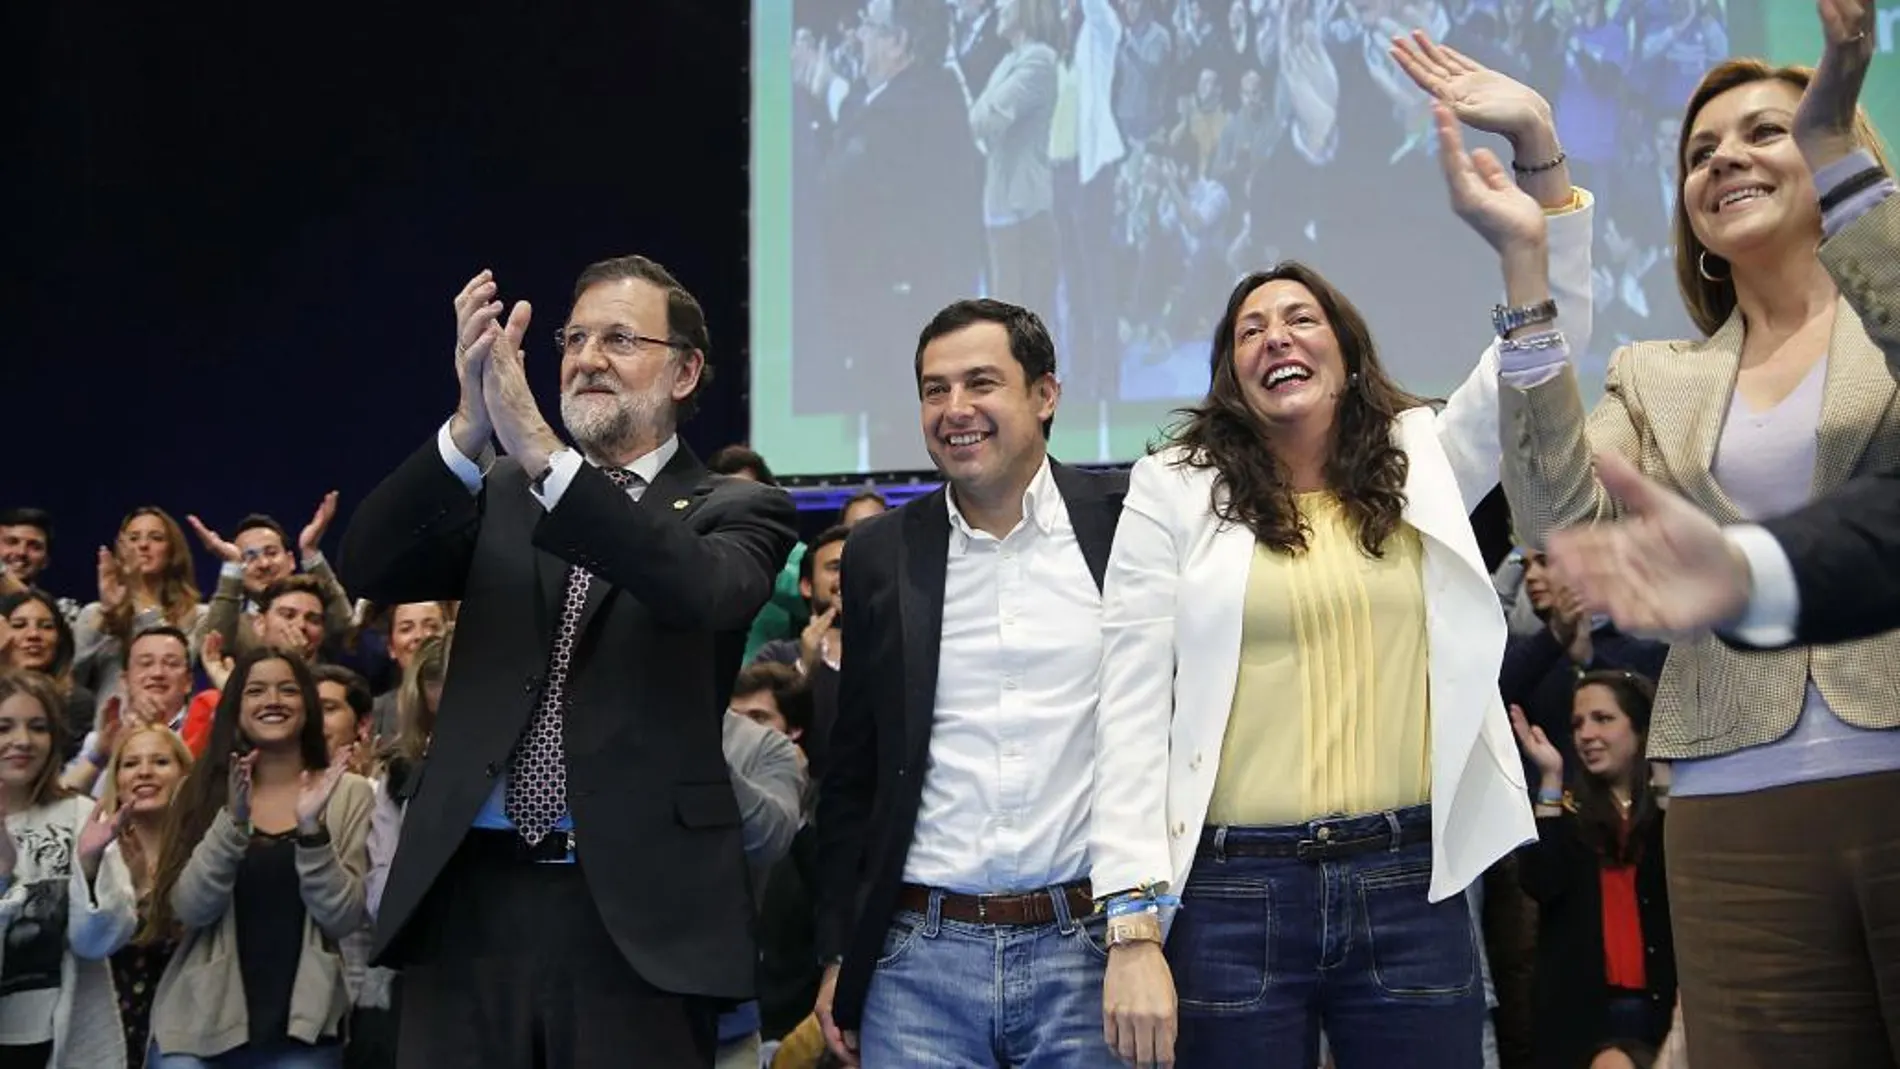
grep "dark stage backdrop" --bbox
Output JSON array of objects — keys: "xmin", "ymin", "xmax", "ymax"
[{"xmin": 16, "ymin": 0, "xmax": 752, "ymax": 602}]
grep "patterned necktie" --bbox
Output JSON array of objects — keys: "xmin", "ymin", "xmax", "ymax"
[{"xmin": 507, "ymin": 466, "xmax": 641, "ymax": 844}]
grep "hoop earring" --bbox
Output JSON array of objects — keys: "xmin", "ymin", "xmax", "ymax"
[{"xmin": 1698, "ymin": 250, "xmax": 1730, "ymax": 283}]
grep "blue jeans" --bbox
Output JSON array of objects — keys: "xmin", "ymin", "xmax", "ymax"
[
  {"xmin": 1169, "ymin": 806, "xmax": 1484, "ymax": 1069},
  {"xmin": 156, "ymin": 1041, "xmax": 344, "ymax": 1069},
  {"xmin": 859, "ymin": 886, "xmax": 1120, "ymax": 1068}
]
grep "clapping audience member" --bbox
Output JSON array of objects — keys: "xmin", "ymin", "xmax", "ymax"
[
  {"xmin": 1512, "ymin": 673, "xmax": 1676, "ymax": 1069},
  {"xmin": 186, "ymin": 500, "xmax": 351, "ymax": 661},
  {"xmin": 365, "ymin": 603, "xmax": 447, "ymax": 741},
  {"xmin": 99, "ymin": 723, "xmax": 192, "ymax": 1068},
  {"xmin": 64, "ymin": 627, "xmax": 195, "ymax": 795},
  {"xmin": 146, "ymin": 650, "xmax": 370, "ymax": 1068},
  {"xmin": 0, "ymin": 669, "xmax": 139, "ymax": 1068},
  {"xmin": 0, "ymin": 511, "xmax": 76, "ymax": 621},
  {"xmin": 73, "ymin": 509, "xmax": 206, "ymax": 720}
]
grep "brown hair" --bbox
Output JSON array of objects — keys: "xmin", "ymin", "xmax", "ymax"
[
  {"xmin": 105, "ymin": 507, "xmax": 202, "ymax": 639},
  {"xmin": 1569, "ymin": 670, "xmax": 1659, "ymax": 866},
  {"xmin": 1166, "ymin": 262, "xmax": 1426, "ymax": 557},
  {"xmin": 389, "ymin": 633, "xmax": 451, "ymax": 772},
  {"xmin": 571, "ymin": 254, "xmax": 713, "ymax": 419},
  {"xmin": 0, "ymin": 670, "xmax": 75, "ymax": 809},
  {"xmin": 1674, "ymin": 59, "xmax": 1892, "ymax": 336}
]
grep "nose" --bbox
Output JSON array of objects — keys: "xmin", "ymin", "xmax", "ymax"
[
  {"xmin": 944, "ymin": 386, "xmax": 977, "ymax": 419},
  {"xmin": 1705, "ymin": 137, "xmax": 1749, "ymax": 178}
]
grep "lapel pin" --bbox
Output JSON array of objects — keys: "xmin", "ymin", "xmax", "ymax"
[{"xmin": 672, "ymin": 498, "xmax": 689, "ymax": 510}]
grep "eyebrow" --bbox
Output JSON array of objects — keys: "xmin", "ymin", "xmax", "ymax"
[
  {"xmin": 921, "ymin": 365, "xmax": 1007, "ymax": 383},
  {"xmin": 1686, "ymin": 107, "xmax": 1792, "ymax": 148}
]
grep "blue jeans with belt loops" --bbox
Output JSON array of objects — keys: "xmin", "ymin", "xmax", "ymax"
[
  {"xmin": 1167, "ymin": 805, "xmax": 1485, "ymax": 1069},
  {"xmin": 858, "ymin": 883, "xmax": 1121, "ymax": 1069}
]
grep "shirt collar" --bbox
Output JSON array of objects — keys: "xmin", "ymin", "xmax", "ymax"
[
  {"xmin": 594, "ymin": 435, "xmax": 679, "ymax": 487},
  {"xmin": 944, "ymin": 455, "xmax": 1061, "ymax": 544}
]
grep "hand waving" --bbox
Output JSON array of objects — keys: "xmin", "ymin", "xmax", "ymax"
[
  {"xmin": 185, "ymin": 515, "xmax": 243, "ymax": 565},
  {"xmin": 76, "ymin": 803, "xmax": 133, "ymax": 883},
  {"xmin": 1433, "ymin": 103, "xmax": 1549, "ymax": 257},
  {"xmin": 1391, "ymin": 32, "xmax": 1554, "ymax": 146},
  {"xmin": 298, "ymin": 492, "xmax": 340, "ymax": 558},
  {"xmin": 1794, "ymin": 0, "xmax": 1877, "ymax": 171},
  {"xmin": 202, "ymin": 631, "xmax": 236, "ymax": 691},
  {"xmin": 296, "ymin": 745, "xmax": 355, "ymax": 834}
]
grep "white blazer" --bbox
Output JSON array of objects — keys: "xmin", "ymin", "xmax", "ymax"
[{"xmin": 1089, "ymin": 196, "xmax": 1594, "ymax": 907}]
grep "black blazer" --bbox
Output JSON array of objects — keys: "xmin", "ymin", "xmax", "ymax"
[
  {"xmin": 1517, "ymin": 812, "xmax": 1674, "ymax": 1069},
  {"xmin": 1754, "ymin": 463, "xmax": 1900, "ymax": 648},
  {"xmin": 815, "ymin": 462, "xmax": 1126, "ymax": 1030},
  {"xmin": 338, "ymin": 436, "xmax": 797, "ymax": 999}
]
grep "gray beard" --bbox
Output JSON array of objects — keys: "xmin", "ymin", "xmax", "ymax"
[{"xmin": 560, "ymin": 389, "xmax": 666, "ymax": 461}]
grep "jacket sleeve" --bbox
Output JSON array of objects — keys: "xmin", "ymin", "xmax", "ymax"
[
  {"xmin": 725, "ymin": 717, "xmax": 807, "ymax": 870},
  {"xmin": 296, "ymin": 775, "xmax": 373, "ymax": 942},
  {"xmin": 1514, "ymin": 812, "xmax": 1592, "ymax": 906},
  {"xmin": 815, "ymin": 531, "xmax": 882, "ymax": 962},
  {"xmin": 1436, "ymin": 190, "xmax": 1597, "ymax": 512},
  {"xmin": 170, "ymin": 806, "xmax": 253, "ymax": 930},
  {"xmin": 337, "ymin": 435, "xmax": 489, "ymax": 606},
  {"xmin": 365, "ymin": 779, "xmax": 404, "ymax": 924},
  {"xmin": 1089, "ymin": 453, "xmax": 1186, "ymax": 898},
  {"xmin": 69, "ymin": 825, "xmax": 139, "ymax": 960}
]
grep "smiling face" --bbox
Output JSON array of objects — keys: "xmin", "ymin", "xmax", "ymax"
[
  {"xmin": 1571, "ymin": 684, "xmax": 1644, "ymax": 784},
  {"xmin": 114, "ymin": 729, "xmax": 185, "ymax": 816},
  {"xmin": 0, "ymin": 525, "xmax": 49, "ymax": 584},
  {"xmin": 5, "ymin": 599, "xmax": 58, "ymax": 673},
  {"xmin": 257, "ymin": 591, "xmax": 325, "ymax": 659},
  {"xmin": 127, "ymin": 631, "xmax": 192, "ymax": 716},
  {"xmin": 1680, "ymin": 78, "xmax": 1819, "ymax": 268},
  {"xmin": 917, "ymin": 321, "xmax": 1058, "ymax": 508},
  {"xmin": 388, "ymin": 602, "xmax": 446, "ymax": 671},
  {"xmin": 1229, "ymin": 279, "xmax": 1349, "ymax": 435},
  {"xmin": 239, "ymin": 657, "xmax": 307, "ymax": 751},
  {"xmin": 0, "ymin": 693, "xmax": 52, "ymax": 797},
  {"xmin": 316, "ymin": 680, "xmax": 363, "ymax": 759},
  {"xmin": 234, "ymin": 526, "xmax": 294, "ymax": 594},
  {"xmin": 558, "ymin": 278, "xmax": 701, "ymax": 462}
]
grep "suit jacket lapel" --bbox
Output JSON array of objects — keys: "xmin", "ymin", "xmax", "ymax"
[
  {"xmin": 571, "ymin": 447, "xmax": 711, "ymax": 641},
  {"xmin": 1813, "ymin": 298, "xmax": 1896, "ymax": 495},
  {"xmin": 1672, "ymin": 314, "xmax": 1747, "ymax": 525},
  {"xmin": 1049, "ymin": 460, "xmax": 1121, "ymax": 592},
  {"xmin": 899, "ymin": 492, "xmax": 951, "ymax": 766}
]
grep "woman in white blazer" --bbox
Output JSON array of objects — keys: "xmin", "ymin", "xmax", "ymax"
[{"xmin": 1088, "ymin": 98, "xmax": 1596, "ymax": 1069}]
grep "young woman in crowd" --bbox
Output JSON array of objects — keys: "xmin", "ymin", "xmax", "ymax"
[
  {"xmin": 1, "ymin": 590, "xmax": 94, "ymax": 755},
  {"xmin": 365, "ymin": 633, "xmax": 445, "ymax": 923},
  {"xmin": 0, "ymin": 669, "xmax": 139, "ymax": 1068},
  {"xmin": 1087, "ymin": 64, "xmax": 1595, "ymax": 1067},
  {"xmin": 1512, "ymin": 671, "xmax": 1674, "ymax": 1069},
  {"xmin": 1407, "ymin": 2, "xmax": 1899, "ymax": 1061},
  {"xmin": 146, "ymin": 650, "xmax": 370, "ymax": 1069},
  {"xmin": 73, "ymin": 509, "xmax": 207, "ymax": 717},
  {"xmin": 100, "ymin": 723, "xmax": 192, "ymax": 1069}
]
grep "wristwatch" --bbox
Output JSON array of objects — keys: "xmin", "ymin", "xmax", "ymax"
[{"xmin": 1492, "ymin": 298, "xmax": 1558, "ymax": 337}]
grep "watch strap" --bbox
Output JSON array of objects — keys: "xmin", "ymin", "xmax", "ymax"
[{"xmin": 1492, "ymin": 298, "xmax": 1558, "ymax": 337}]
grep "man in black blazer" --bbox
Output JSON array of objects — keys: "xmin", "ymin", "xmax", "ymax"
[
  {"xmin": 339, "ymin": 257, "xmax": 797, "ymax": 1069},
  {"xmin": 1547, "ymin": 451, "xmax": 1900, "ymax": 649},
  {"xmin": 813, "ymin": 299, "xmax": 1128, "ymax": 1067}
]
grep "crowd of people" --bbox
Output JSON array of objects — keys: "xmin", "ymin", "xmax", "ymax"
[
  {"xmin": 0, "ymin": 0, "xmax": 1894, "ymax": 1067},
  {"xmin": 791, "ymin": 0, "xmax": 1729, "ymax": 452}
]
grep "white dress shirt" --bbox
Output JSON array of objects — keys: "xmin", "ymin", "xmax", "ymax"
[
  {"xmin": 1721, "ymin": 525, "xmax": 1801, "ymax": 646},
  {"xmin": 902, "ymin": 459, "xmax": 1103, "ymax": 894}
]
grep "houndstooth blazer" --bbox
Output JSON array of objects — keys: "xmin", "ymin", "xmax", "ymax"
[{"xmin": 1498, "ymin": 194, "xmax": 1900, "ymax": 760}]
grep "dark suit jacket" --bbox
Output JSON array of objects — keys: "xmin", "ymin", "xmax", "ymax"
[
  {"xmin": 338, "ymin": 436, "xmax": 797, "ymax": 999},
  {"xmin": 814, "ymin": 461, "xmax": 1127, "ymax": 1029},
  {"xmin": 1757, "ymin": 462, "xmax": 1900, "ymax": 647}
]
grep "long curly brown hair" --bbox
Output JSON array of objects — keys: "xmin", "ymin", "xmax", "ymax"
[{"xmin": 1165, "ymin": 263, "xmax": 1428, "ymax": 557}]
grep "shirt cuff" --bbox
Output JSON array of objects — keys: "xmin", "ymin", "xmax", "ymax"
[
  {"xmin": 1815, "ymin": 148, "xmax": 1895, "ymax": 239},
  {"xmin": 436, "ymin": 420, "xmax": 492, "ymax": 495},
  {"xmin": 1497, "ymin": 330, "xmax": 1571, "ymax": 389},
  {"xmin": 527, "ymin": 450, "xmax": 585, "ymax": 512},
  {"xmin": 219, "ymin": 561, "xmax": 245, "ymax": 581},
  {"xmin": 301, "ymin": 550, "xmax": 326, "ymax": 572},
  {"xmin": 1720, "ymin": 524, "xmax": 1801, "ymax": 648}
]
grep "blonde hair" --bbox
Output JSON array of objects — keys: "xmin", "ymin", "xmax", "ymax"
[
  {"xmin": 98, "ymin": 723, "xmax": 193, "ymax": 816},
  {"xmin": 1673, "ymin": 59, "xmax": 1893, "ymax": 336}
]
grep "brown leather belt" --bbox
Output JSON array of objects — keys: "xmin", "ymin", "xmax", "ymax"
[{"xmin": 897, "ymin": 881, "xmax": 1094, "ymax": 926}]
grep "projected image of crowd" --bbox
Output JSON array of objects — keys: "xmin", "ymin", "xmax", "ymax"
[{"xmin": 789, "ymin": 0, "xmax": 1726, "ymax": 410}]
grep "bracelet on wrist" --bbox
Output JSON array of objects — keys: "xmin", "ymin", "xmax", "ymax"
[
  {"xmin": 1535, "ymin": 787, "xmax": 1564, "ymax": 806},
  {"xmin": 1512, "ymin": 148, "xmax": 1566, "ymax": 175}
]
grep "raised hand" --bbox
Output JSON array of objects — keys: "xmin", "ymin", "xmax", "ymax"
[
  {"xmin": 202, "ymin": 631, "xmax": 235, "ymax": 691},
  {"xmin": 296, "ymin": 744, "xmax": 355, "ymax": 834},
  {"xmin": 96, "ymin": 547, "xmax": 129, "ymax": 612},
  {"xmin": 1795, "ymin": 0, "xmax": 1877, "ymax": 171},
  {"xmin": 1546, "ymin": 454, "xmax": 1750, "ymax": 642},
  {"xmin": 185, "ymin": 515, "xmax": 243, "ymax": 565},
  {"xmin": 1509, "ymin": 704, "xmax": 1565, "ymax": 787},
  {"xmin": 481, "ymin": 301, "xmax": 564, "ymax": 477},
  {"xmin": 798, "ymin": 606, "xmax": 838, "ymax": 674},
  {"xmin": 450, "ymin": 269, "xmax": 506, "ymax": 459},
  {"xmin": 1432, "ymin": 103, "xmax": 1550, "ymax": 258},
  {"xmin": 298, "ymin": 492, "xmax": 339, "ymax": 558},
  {"xmin": 96, "ymin": 694, "xmax": 126, "ymax": 758},
  {"xmin": 1391, "ymin": 34, "xmax": 1554, "ymax": 147},
  {"xmin": 228, "ymin": 751, "xmax": 258, "ymax": 826},
  {"xmin": 76, "ymin": 802, "xmax": 133, "ymax": 882}
]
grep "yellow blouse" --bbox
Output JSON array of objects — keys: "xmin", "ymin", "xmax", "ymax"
[{"xmin": 1206, "ymin": 492, "xmax": 1434, "ymax": 827}]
